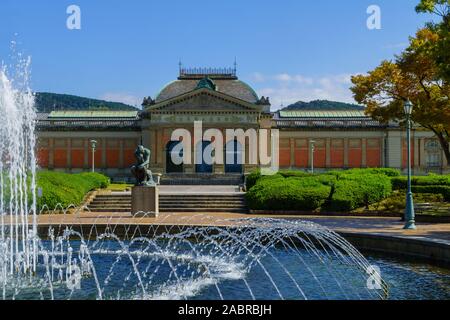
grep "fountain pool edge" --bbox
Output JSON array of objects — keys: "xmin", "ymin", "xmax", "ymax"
[{"xmin": 33, "ymin": 223, "xmax": 450, "ymax": 268}]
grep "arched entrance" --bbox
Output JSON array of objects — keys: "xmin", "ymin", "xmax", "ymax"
[
  {"xmin": 196, "ymin": 141, "xmax": 213, "ymax": 173},
  {"xmin": 225, "ymin": 139, "xmax": 243, "ymax": 173},
  {"xmin": 166, "ymin": 141, "xmax": 184, "ymax": 173}
]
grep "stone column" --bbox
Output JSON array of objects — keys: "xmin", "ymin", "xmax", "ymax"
[
  {"xmin": 419, "ymin": 138, "xmax": 426, "ymax": 168},
  {"xmin": 67, "ymin": 138, "xmax": 72, "ymax": 172},
  {"xmin": 343, "ymin": 138, "xmax": 349, "ymax": 168},
  {"xmin": 326, "ymin": 138, "xmax": 331, "ymax": 168},
  {"xmin": 290, "ymin": 138, "xmax": 295, "ymax": 169},
  {"xmin": 49, "ymin": 138, "xmax": 54, "ymax": 169},
  {"xmin": 101, "ymin": 138, "xmax": 107, "ymax": 170},
  {"xmin": 414, "ymin": 135, "xmax": 420, "ymax": 171},
  {"xmin": 386, "ymin": 131, "xmax": 402, "ymax": 169},
  {"xmin": 119, "ymin": 139, "xmax": 124, "ymax": 169},
  {"xmin": 84, "ymin": 138, "xmax": 89, "ymax": 169},
  {"xmin": 361, "ymin": 138, "xmax": 367, "ymax": 168}
]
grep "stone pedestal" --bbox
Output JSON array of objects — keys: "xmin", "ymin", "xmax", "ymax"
[{"xmin": 131, "ymin": 186, "xmax": 159, "ymax": 217}]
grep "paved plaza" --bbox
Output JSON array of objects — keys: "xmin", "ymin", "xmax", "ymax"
[{"xmin": 34, "ymin": 211, "xmax": 450, "ymax": 242}]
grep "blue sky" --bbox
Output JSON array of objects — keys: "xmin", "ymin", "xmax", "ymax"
[{"xmin": 0, "ymin": 0, "xmax": 434, "ymax": 109}]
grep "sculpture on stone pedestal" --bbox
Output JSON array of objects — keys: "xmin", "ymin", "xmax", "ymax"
[{"xmin": 131, "ymin": 145, "xmax": 155, "ymax": 186}]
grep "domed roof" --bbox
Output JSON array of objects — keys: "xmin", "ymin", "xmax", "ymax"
[{"xmin": 155, "ymin": 78, "xmax": 259, "ymax": 103}]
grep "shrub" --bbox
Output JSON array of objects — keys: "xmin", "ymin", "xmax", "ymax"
[
  {"xmin": 344, "ymin": 168, "xmax": 401, "ymax": 177},
  {"xmin": 245, "ymin": 169, "xmax": 261, "ymax": 190},
  {"xmin": 411, "ymin": 185, "xmax": 450, "ymax": 202},
  {"xmin": 36, "ymin": 171, "xmax": 110, "ymax": 210},
  {"xmin": 246, "ymin": 178, "xmax": 331, "ymax": 211},
  {"xmin": 327, "ymin": 174, "xmax": 392, "ymax": 212},
  {"xmin": 278, "ymin": 170, "xmax": 314, "ymax": 178},
  {"xmin": 382, "ymin": 192, "xmax": 444, "ymax": 212},
  {"xmin": 391, "ymin": 175, "xmax": 450, "ymax": 190}
]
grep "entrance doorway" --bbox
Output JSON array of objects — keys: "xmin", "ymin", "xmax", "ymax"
[
  {"xmin": 196, "ymin": 141, "xmax": 213, "ymax": 173},
  {"xmin": 225, "ymin": 139, "xmax": 243, "ymax": 173},
  {"xmin": 166, "ymin": 141, "xmax": 184, "ymax": 173}
]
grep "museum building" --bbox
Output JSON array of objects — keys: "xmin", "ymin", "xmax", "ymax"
[{"xmin": 36, "ymin": 67, "xmax": 449, "ymax": 181}]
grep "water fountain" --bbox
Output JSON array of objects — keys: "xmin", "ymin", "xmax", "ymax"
[{"xmin": 1, "ymin": 54, "xmax": 448, "ymax": 301}]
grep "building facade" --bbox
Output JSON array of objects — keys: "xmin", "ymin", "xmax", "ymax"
[{"xmin": 36, "ymin": 68, "xmax": 449, "ymax": 181}]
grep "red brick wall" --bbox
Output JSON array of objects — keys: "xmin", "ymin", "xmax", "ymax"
[
  {"xmin": 124, "ymin": 149, "xmax": 135, "ymax": 167},
  {"xmin": 366, "ymin": 139, "xmax": 381, "ymax": 168},
  {"xmin": 278, "ymin": 139, "xmax": 291, "ymax": 167},
  {"xmin": 330, "ymin": 150, "xmax": 344, "ymax": 168},
  {"xmin": 294, "ymin": 150, "xmax": 308, "ymax": 167},
  {"xmin": 71, "ymin": 149, "xmax": 84, "ymax": 168},
  {"xmin": 53, "ymin": 149, "xmax": 67, "ymax": 168},
  {"xmin": 106, "ymin": 149, "xmax": 120, "ymax": 168},
  {"xmin": 313, "ymin": 140, "xmax": 326, "ymax": 168},
  {"xmin": 330, "ymin": 139, "xmax": 344, "ymax": 168},
  {"xmin": 37, "ymin": 149, "xmax": 49, "ymax": 168},
  {"xmin": 279, "ymin": 149, "xmax": 291, "ymax": 167},
  {"xmin": 314, "ymin": 149, "xmax": 326, "ymax": 168},
  {"xmin": 294, "ymin": 139, "xmax": 308, "ymax": 168},
  {"xmin": 348, "ymin": 139, "xmax": 362, "ymax": 168}
]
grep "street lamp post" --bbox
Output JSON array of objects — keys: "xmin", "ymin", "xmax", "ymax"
[
  {"xmin": 90, "ymin": 140, "xmax": 97, "ymax": 173},
  {"xmin": 403, "ymin": 100, "xmax": 416, "ymax": 230},
  {"xmin": 310, "ymin": 140, "xmax": 315, "ymax": 174}
]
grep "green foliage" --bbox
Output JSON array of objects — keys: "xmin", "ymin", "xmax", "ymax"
[
  {"xmin": 246, "ymin": 177, "xmax": 330, "ymax": 211},
  {"xmin": 245, "ymin": 169, "xmax": 262, "ymax": 190},
  {"xmin": 245, "ymin": 169, "xmax": 450, "ymax": 212},
  {"xmin": 278, "ymin": 170, "xmax": 315, "ymax": 178},
  {"xmin": 327, "ymin": 174, "xmax": 393, "ymax": 212},
  {"xmin": 391, "ymin": 174, "xmax": 450, "ymax": 190},
  {"xmin": 412, "ymin": 185, "xmax": 450, "ymax": 201},
  {"xmin": 34, "ymin": 92, "xmax": 138, "ymax": 112},
  {"xmin": 343, "ymin": 168, "xmax": 401, "ymax": 177},
  {"xmin": 36, "ymin": 171, "xmax": 110, "ymax": 209},
  {"xmin": 382, "ymin": 192, "xmax": 444, "ymax": 212}
]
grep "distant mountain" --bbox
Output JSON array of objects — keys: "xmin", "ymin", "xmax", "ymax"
[
  {"xmin": 34, "ymin": 92, "xmax": 139, "ymax": 112},
  {"xmin": 282, "ymin": 100, "xmax": 365, "ymax": 111}
]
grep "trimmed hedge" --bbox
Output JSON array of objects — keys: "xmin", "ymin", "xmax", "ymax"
[
  {"xmin": 343, "ymin": 168, "xmax": 401, "ymax": 177},
  {"xmin": 327, "ymin": 174, "xmax": 392, "ymax": 212},
  {"xmin": 391, "ymin": 175, "xmax": 450, "ymax": 190},
  {"xmin": 246, "ymin": 177, "xmax": 331, "ymax": 211},
  {"xmin": 36, "ymin": 171, "xmax": 110, "ymax": 209},
  {"xmin": 245, "ymin": 169, "xmax": 262, "ymax": 190},
  {"xmin": 411, "ymin": 185, "xmax": 450, "ymax": 202},
  {"xmin": 245, "ymin": 169, "xmax": 449, "ymax": 212}
]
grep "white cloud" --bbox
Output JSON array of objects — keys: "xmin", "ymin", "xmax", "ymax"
[
  {"xmin": 248, "ymin": 72, "xmax": 358, "ymax": 110},
  {"xmin": 249, "ymin": 72, "xmax": 266, "ymax": 83},
  {"xmin": 100, "ymin": 92, "xmax": 141, "ymax": 107}
]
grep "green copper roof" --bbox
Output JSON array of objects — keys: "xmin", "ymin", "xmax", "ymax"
[
  {"xmin": 196, "ymin": 77, "xmax": 217, "ymax": 91},
  {"xmin": 279, "ymin": 110, "xmax": 367, "ymax": 118},
  {"xmin": 48, "ymin": 111, "xmax": 139, "ymax": 119}
]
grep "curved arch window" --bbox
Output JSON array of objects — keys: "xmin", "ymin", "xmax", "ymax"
[{"xmin": 426, "ymin": 140, "xmax": 439, "ymax": 149}]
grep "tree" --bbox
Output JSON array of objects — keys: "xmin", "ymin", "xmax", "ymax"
[
  {"xmin": 416, "ymin": 0, "xmax": 450, "ymax": 82},
  {"xmin": 351, "ymin": 27, "xmax": 450, "ymax": 163}
]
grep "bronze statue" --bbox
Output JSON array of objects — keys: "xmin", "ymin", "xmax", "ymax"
[{"xmin": 131, "ymin": 145, "xmax": 155, "ymax": 186}]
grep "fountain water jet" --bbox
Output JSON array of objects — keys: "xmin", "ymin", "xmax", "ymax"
[{"xmin": 0, "ymin": 59, "xmax": 38, "ymax": 287}]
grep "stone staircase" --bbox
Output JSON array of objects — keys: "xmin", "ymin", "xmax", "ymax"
[
  {"xmin": 160, "ymin": 174, "xmax": 244, "ymax": 186},
  {"xmin": 87, "ymin": 192, "xmax": 248, "ymax": 213}
]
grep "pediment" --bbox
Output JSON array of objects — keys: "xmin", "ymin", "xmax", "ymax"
[{"xmin": 147, "ymin": 88, "xmax": 261, "ymax": 112}]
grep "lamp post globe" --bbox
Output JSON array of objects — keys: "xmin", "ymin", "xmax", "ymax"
[{"xmin": 90, "ymin": 140, "xmax": 97, "ymax": 173}]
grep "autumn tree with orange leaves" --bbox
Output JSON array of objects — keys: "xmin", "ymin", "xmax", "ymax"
[{"xmin": 351, "ymin": 0, "xmax": 450, "ymax": 163}]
